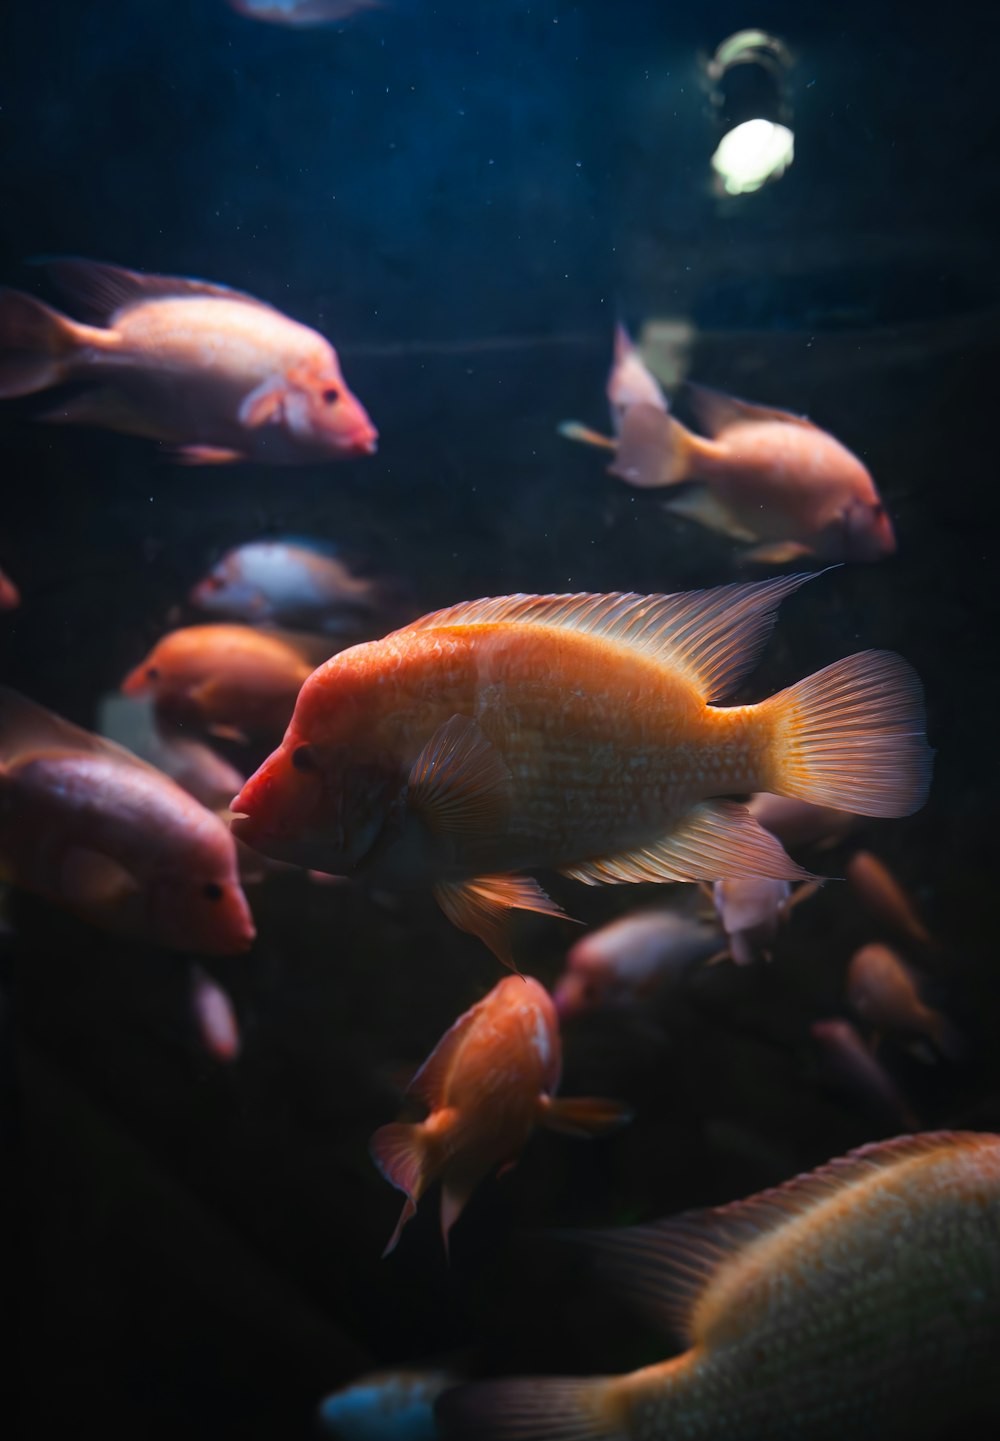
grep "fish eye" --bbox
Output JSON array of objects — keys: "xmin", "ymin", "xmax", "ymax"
[
  {"xmin": 202, "ymin": 882, "xmax": 224, "ymax": 902},
  {"xmin": 292, "ymin": 743, "xmax": 320, "ymax": 774},
  {"xmin": 147, "ymin": 666, "xmax": 160, "ymax": 680},
  {"xmin": 322, "ymin": 386, "xmax": 340, "ymax": 405}
]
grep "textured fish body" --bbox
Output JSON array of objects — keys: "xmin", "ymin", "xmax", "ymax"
[
  {"xmin": 440, "ymin": 1133, "xmax": 1000, "ymax": 1440},
  {"xmin": 190, "ymin": 539, "xmax": 382, "ymax": 632},
  {"xmin": 370, "ymin": 976, "xmax": 629, "ymax": 1254},
  {"xmin": 0, "ymin": 689, "xmax": 254, "ymax": 954},
  {"xmin": 0, "ymin": 260, "xmax": 377, "ymax": 463}
]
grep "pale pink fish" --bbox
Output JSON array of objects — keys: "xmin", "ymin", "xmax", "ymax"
[
  {"xmin": 846, "ymin": 850, "xmax": 933, "ymax": 950},
  {"xmin": 0, "ymin": 259, "xmax": 377, "ymax": 465},
  {"xmin": 190, "ymin": 538, "xmax": 383, "ymax": 634},
  {"xmin": 0, "ymin": 567, "xmax": 19, "ymax": 612},
  {"xmin": 811, "ymin": 1018, "xmax": 917, "ymax": 1130},
  {"xmin": 847, "ymin": 943, "xmax": 962, "ymax": 1060},
  {"xmin": 607, "ymin": 323, "xmax": 667, "ymax": 432},
  {"xmin": 191, "ymin": 966, "xmax": 241, "ymax": 1061},
  {"xmin": 712, "ymin": 877, "xmax": 793, "ymax": 965},
  {"xmin": 554, "ymin": 906, "xmax": 722, "ymax": 1018},
  {"xmin": 0, "ymin": 688, "xmax": 255, "ymax": 955},
  {"xmin": 226, "ymin": 0, "xmax": 381, "ymax": 25},
  {"xmin": 747, "ymin": 791, "xmax": 863, "ymax": 851}
]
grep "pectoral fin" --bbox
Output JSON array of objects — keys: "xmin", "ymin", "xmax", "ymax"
[
  {"xmin": 434, "ymin": 873, "xmax": 572, "ymax": 970},
  {"xmin": 408, "ymin": 715, "xmax": 512, "ymax": 837},
  {"xmin": 537, "ymin": 1095, "xmax": 633, "ymax": 1137},
  {"xmin": 238, "ymin": 376, "xmax": 287, "ymax": 429}
]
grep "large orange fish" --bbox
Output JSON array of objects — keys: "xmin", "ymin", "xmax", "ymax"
[
  {"xmin": 438, "ymin": 1132, "xmax": 1000, "ymax": 1441},
  {"xmin": 122, "ymin": 623, "xmax": 330, "ymax": 740},
  {"xmin": 370, "ymin": 975, "xmax": 631, "ymax": 1256},
  {"xmin": 0, "ymin": 259, "xmax": 377, "ymax": 464},
  {"xmin": 0, "ymin": 688, "xmax": 254, "ymax": 954},
  {"xmin": 232, "ymin": 574, "xmax": 932, "ymax": 967}
]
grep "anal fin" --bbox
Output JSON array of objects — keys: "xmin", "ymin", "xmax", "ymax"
[{"xmin": 435, "ymin": 874, "xmax": 572, "ymax": 970}]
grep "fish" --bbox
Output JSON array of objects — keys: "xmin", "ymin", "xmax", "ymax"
[
  {"xmin": 553, "ymin": 907, "xmax": 722, "ymax": 1019},
  {"xmin": 318, "ymin": 1368, "xmax": 457, "ymax": 1439},
  {"xmin": 0, "ymin": 688, "xmax": 255, "ymax": 955},
  {"xmin": 747, "ymin": 791, "xmax": 864, "ymax": 850},
  {"xmin": 191, "ymin": 965, "xmax": 242, "ymax": 1061},
  {"xmin": 0, "ymin": 567, "xmax": 19, "ymax": 612},
  {"xmin": 438, "ymin": 1132, "xmax": 1000, "ymax": 1441},
  {"xmin": 189, "ymin": 538, "xmax": 384, "ymax": 635},
  {"xmin": 810, "ymin": 1018, "xmax": 918, "ymax": 1130},
  {"xmin": 563, "ymin": 384, "xmax": 895, "ymax": 564},
  {"xmin": 122, "ymin": 624, "xmax": 331, "ymax": 740},
  {"xmin": 97, "ymin": 694, "xmax": 245, "ymax": 810},
  {"xmin": 710, "ymin": 877, "xmax": 793, "ymax": 965},
  {"xmin": 847, "ymin": 943, "xmax": 962, "ymax": 1060},
  {"xmin": 847, "ymin": 850, "xmax": 934, "ymax": 950},
  {"xmin": 231, "ymin": 573, "xmax": 932, "ymax": 968},
  {"xmin": 226, "ymin": 0, "xmax": 381, "ymax": 26},
  {"xmin": 0, "ymin": 258, "xmax": 377, "ymax": 464},
  {"xmin": 369, "ymin": 976, "xmax": 631, "ymax": 1256},
  {"xmin": 606, "ymin": 324, "xmax": 667, "ymax": 432}
]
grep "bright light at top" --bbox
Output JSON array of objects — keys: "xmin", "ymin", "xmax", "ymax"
[{"xmin": 711, "ymin": 118, "xmax": 795, "ymax": 196}]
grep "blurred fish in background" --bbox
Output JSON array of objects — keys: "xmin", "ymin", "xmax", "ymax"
[
  {"xmin": 847, "ymin": 943, "xmax": 963, "ymax": 1062},
  {"xmin": 810, "ymin": 1018, "xmax": 918, "ymax": 1131},
  {"xmin": 226, "ymin": 0, "xmax": 383, "ymax": 27},
  {"xmin": 0, "ymin": 566, "xmax": 19, "ymax": 611},
  {"xmin": 318, "ymin": 1367, "xmax": 459, "ymax": 1440},
  {"xmin": 847, "ymin": 850, "xmax": 935, "ymax": 952},
  {"xmin": 191, "ymin": 965, "xmax": 242, "ymax": 1063}
]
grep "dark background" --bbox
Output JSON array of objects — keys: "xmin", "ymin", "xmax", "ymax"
[{"xmin": 1, "ymin": 1, "xmax": 999, "ymax": 1437}]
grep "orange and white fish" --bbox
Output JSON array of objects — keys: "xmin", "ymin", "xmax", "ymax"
[
  {"xmin": 847, "ymin": 943, "xmax": 962, "ymax": 1060},
  {"xmin": 369, "ymin": 976, "xmax": 631, "ymax": 1256},
  {"xmin": 190, "ymin": 538, "xmax": 384, "ymax": 634},
  {"xmin": 606, "ymin": 324, "xmax": 667, "ymax": 432},
  {"xmin": 318, "ymin": 1368, "xmax": 458, "ymax": 1438},
  {"xmin": 0, "ymin": 689, "xmax": 254, "ymax": 954},
  {"xmin": 0, "ymin": 567, "xmax": 19, "ymax": 612},
  {"xmin": 847, "ymin": 850, "xmax": 934, "ymax": 950},
  {"xmin": 711, "ymin": 877, "xmax": 794, "ymax": 966},
  {"xmin": 227, "ymin": 0, "xmax": 380, "ymax": 25},
  {"xmin": 747, "ymin": 791, "xmax": 863, "ymax": 850},
  {"xmin": 0, "ymin": 258, "xmax": 377, "ymax": 464},
  {"xmin": 232, "ymin": 574, "xmax": 931, "ymax": 968},
  {"xmin": 562, "ymin": 384, "xmax": 894, "ymax": 564},
  {"xmin": 191, "ymin": 965, "xmax": 242, "ymax": 1061},
  {"xmin": 810, "ymin": 1017, "xmax": 917, "ymax": 1130},
  {"xmin": 553, "ymin": 907, "xmax": 722, "ymax": 1019},
  {"xmin": 122, "ymin": 624, "xmax": 330, "ymax": 740},
  {"xmin": 438, "ymin": 1132, "xmax": 1000, "ymax": 1441}
]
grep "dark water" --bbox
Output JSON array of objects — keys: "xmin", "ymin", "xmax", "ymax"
[{"xmin": 1, "ymin": 2, "xmax": 999, "ymax": 1438}]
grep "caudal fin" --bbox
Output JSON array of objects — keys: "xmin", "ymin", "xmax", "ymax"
[
  {"xmin": 437, "ymin": 1376, "xmax": 624, "ymax": 1441},
  {"xmin": 760, "ymin": 651, "xmax": 932, "ymax": 818},
  {"xmin": 369, "ymin": 1120, "xmax": 432, "ymax": 1257},
  {"xmin": 608, "ymin": 402, "xmax": 694, "ymax": 488},
  {"xmin": 0, "ymin": 289, "xmax": 84, "ymax": 398}
]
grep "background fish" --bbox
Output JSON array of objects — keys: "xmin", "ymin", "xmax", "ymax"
[
  {"xmin": 0, "ymin": 259, "xmax": 377, "ymax": 464},
  {"xmin": 318, "ymin": 1368, "xmax": 458, "ymax": 1440},
  {"xmin": 553, "ymin": 905, "xmax": 722, "ymax": 1018},
  {"xmin": 0, "ymin": 566, "xmax": 19, "ymax": 612},
  {"xmin": 847, "ymin": 943, "xmax": 963, "ymax": 1061},
  {"xmin": 847, "ymin": 850, "xmax": 935, "ymax": 951}
]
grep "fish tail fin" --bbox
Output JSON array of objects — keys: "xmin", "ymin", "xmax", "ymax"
[
  {"xmin": 758, "ymin": 650, "xmax": 933, "ymax": 818},
  {"xmin": 437, "ymin": 1376, "xmax": 626, "ymax": 1441},
  {"xmin": 608, "ymin": 404, "xmax": 699, "ymax": 489},
  {"xmin": 0, "ymin": 288, "xmax": 92, "ymax": 398},
  {"xmin": 369, "ymin": 1120, "xmax": 434, "ymax": 1257}
]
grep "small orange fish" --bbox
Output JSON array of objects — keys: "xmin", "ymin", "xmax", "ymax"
[
  {"xmin": 847, "ymin": 943, "xmax": 962, "ymax": 1060},
  {"xmin": 847, "ymin": 850, "xmax": 934, "ymax": 950},
  {"xmin": 0, "ymin": 688, "xmax": 254, "ymax": 954},
  {"xmin": 439, "ymin": 1133, "xmax": 1000, "ymax": 1441},
  {"xmin": 0, "ymin": 567, "xmax": 19, "ymax": 612},
  {"xmin": 191, "ymin": 965, "xmax": 242, "ymax": 1061},
  {"xmin": 370, "ymin": 976, "xmax": 631, "ymax": 1256},
  {"xmin": 564, "ymin": 384, "xmax": 894, "ymax": 564},
  {"xmin": 747, "ymin": 790, "xmax": 863, "ymax": 850},
  {"xmin": 232, "ymin": 574, "xmax": 931, "ymax": 967},
  {"xmin": 811, "ymin": 1017, "xmax": 917, "ymax": 1130},
  {"xmin": 0, "ymin": 259, "xmax": 377, "ymax": 464},
  {"xmin": 122, "ymin": 624, "xmax": 329, "ymax": 740},
  {"xmin": 554, "ymin": 906, "xmax": 722, "ymax": 1018}
]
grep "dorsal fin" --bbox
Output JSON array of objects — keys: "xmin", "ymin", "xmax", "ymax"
[
  {"xmin": 400, "ymin": 573, "xmax": 818, "ymax": 704},
  {"xmin": 0, "ymin": 686, "xmax": 161, "ymax": 776},
  {"xmin": 406, "ymin": 990, "xmax": 495, "ymax": 1109},
  {"xmin": 38, "ymin": 257, "xmax": 278, "ymax": 325},
  {"xmin": 685, "ymin": 381, "xmax": 818, "ymax": 438},
  {"xmin": 570, "ymin": 1132, "xmax": 990, "ymax": 1346}
]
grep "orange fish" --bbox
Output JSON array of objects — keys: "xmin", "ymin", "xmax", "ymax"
[
  {"xmin": 0, "ymin": 258, "xmax": 377, "ymax": 464},
  {"xmin": 232, "ymin": 574, "xmax": 931, "ymax": 967},
  {"xmin": 0, "ymin": 688, "xmax": 254, "ymax": 954},
  {"xmin": 847, "ymin": 943, "xmax": 962, "ymax": 1060},
  {"xmin": 554, "ymin": 906, "xmax": 722, "ymax": 1019},
  {"xmin": 439, "ymin": 1133, "xmax": 1000, "ymax": 1441},
  {"xmin": 847, "ymin": 850, "xmax": 934, "ymax": 950},
  {"xmin": 0, "ymin": 567, "xmax": 19, "ymax": 612},
  {"xmin": 563, "ymin": 384, "xmax": 894, "ymax": 564},
  {"xmin": 122, "ymin": 624, "xmax": 330, "ymax": 740},
  {"xmin": 370, "ymin": 976, "xmax": 631, "ymax": 1256}
]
